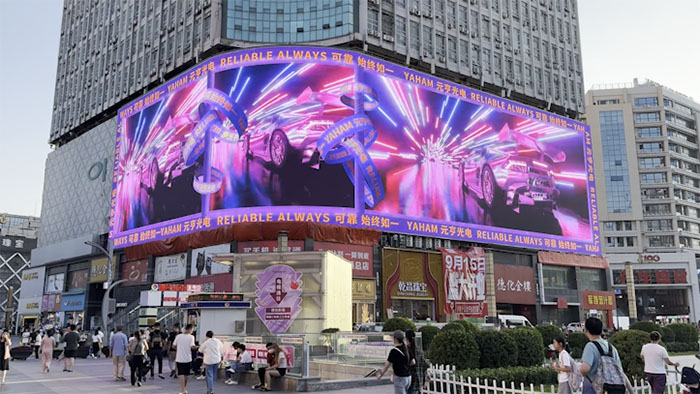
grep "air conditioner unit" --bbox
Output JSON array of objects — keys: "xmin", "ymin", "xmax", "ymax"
[
  {"xmin": 423, "ymin": 12, "xmax": 433, "ymax": 18},
  {"xmin": 369, "ymin": 0, "xmax": 379, "ymax": 4},
  {"xmin": 439, "ymin": 56, "xmax": 446, "ymax": 62},
  {"xmin": 435, "ymin": 239, "xmax": 442, "ymax": 248},
  {"xmin": 410, "ymin": 8, "xmax": 420, "ymax": 15},
  {"xmin": 435, "ymin": 14, "xmax": 442, "ymax": 20},
  {"xmin": 470, "ymin": 0, "xmax": 476, "ymax": 4},
  {"xmin": 471, "ymin": 32, "xmax": 478, "ymax": 38},
  {"xmin": 415, "ymin": 236, "xmax": 423, "ymax": 248},
  {"xmin": 422, "ymin": 51, "xmax": 432, "ymax": 58},
  {"xmin": 460, "ymin": 26, "xmax": 467, "ymax": 34},
  {"xmin": 448, "ymin": 23, "xmax": 454, "ymax": 29},
  {"xmin": 495, "ymin": 42, "xmax": 501, "ymax": 49},
  {"xmin": 406, "ymin": 235, "xmax": 414, "ymax": 247},
  {"xmin": 503, "ymin": 12, "xmax": 509, "ymax": 18},
  {"xmin": 383, "ymin": 34, "xmax": 395, "ymax": 42},
  {"xmin": 516, "ymin": 78, "xmax": 523, "ymax": 85},
  {"xmin": 472, "ymin": 65, "xmax": 481, "ymax": 74},
  {"xmin": 425, "ymin": 237, "xmax": 433, "ymax": 249},
  {"xmin": 514, "ymin": 49, "xmax": 520, "ymax": 55}
]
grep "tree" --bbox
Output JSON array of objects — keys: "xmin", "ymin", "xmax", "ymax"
[
  {"xmin": 537, "ymin": 325, "xmax": 564, "ymax": 350},
  {"xmin": 427, "ymin": 330, "xmax": 480, "ymax": 370},
  {"xmin": 609, "ymin": 329, "xmax": 648, "ymax": 380},
  {"xmin": 475, "ymin": 330, "xmax": 518, "ymax": 368},
  {"xmin": 506, "ymin": 327, "xmax": 545, "ymax": 367},
  {"xmin": 419, "ymin": 325, "xmax": 440, "ymax": 351},
  {"xmin": 382, "ymin": 317, "xmax": 416, "ymax": 332},
  {"xmin": 567, "ymin": 332, "xmax": 588, "ymax": 359}
]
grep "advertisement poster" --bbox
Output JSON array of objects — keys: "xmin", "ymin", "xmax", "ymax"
[
  {"xmin": 69, "ymin": 270, "xmax": 89, "ymax": 291},
  {"xmin": 441, "ymin": 247, "xmax": 486, "ymax": 317},
  {"xmin": 19, "ymin": 266, "xmax": 45, "ymax": 299},
  {"xmin": 254, "ymin": 265, "xmax": 303, "ymax": 333},
  {"xmin": 494, "ymin": 265, "xmax": 536, "ymax": 305},
  {"xmin": 190, "ymin": 243, "xmax": 231, "ymax": 277},
  {"xmin": 110, "ymin": 46, "xmax": 599, "ymax": 256},
  {"xmin": 46, "ymin": 273, "xmax": 65, "ymax": 294},
  {"xmin": 120, "ymin": 259, "xmax": 150, "ymax": 286},
  {"xmin": 154, "ymin": 253, "xmax": 187, "ymax": 282}
]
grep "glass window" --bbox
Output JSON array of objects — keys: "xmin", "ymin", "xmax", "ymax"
[
  {"xmin": 410, "ymin": 21, "xmax": 420, "ymax": 50},
  {"xmin": 639, "ymin": 157, "xmax": 664, "ymax": 168},
  {"xmin": 636, "ymin": 127, "xmax": 662, "ymax": 138},
  {"xmin": 600, "ymin": 111, "xmax": 631, "ymax": 213},
  {"xmin": 542, "ymin": 266, "xmax": 575, "ymax": 289},
  {"xmin": 396, "ymin": 16, "xmax": 406, "ymax": 46},
  {"xmin": 626, "ymin": 237, "xmax": 635, "ymax": 247},
  {"xmin": 423, "ymin": 26, "xmax": 433, "ymax": 54},
  {"xmin": 641, "ymin": 173, "xmax": 667, "ymax": 184},
  {"xmin": 646, "ymin": 219, "xmax": 673, "ymax": 231},
  {"xmin": 604, "ymin": 222, "xmax": 614, "ymax": 231},
  {"xmin": 635, "ymin": 112, "xmax": 661, "ymax": 123},
  {"xmin": 634, "ymin": 97, "xmax": 658, "ymax": 107},
  {"xmin": 638, "ymin": 142, "xmax": 664, "ymax": 153},
  {"xmin": 648, "ymin": 235, "xmax": 675, "ymax": 247}
]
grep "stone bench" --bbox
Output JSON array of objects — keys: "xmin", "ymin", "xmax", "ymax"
[{"xmin": 217, "ymin": 369, "xmax": 321, "ymax": 392}]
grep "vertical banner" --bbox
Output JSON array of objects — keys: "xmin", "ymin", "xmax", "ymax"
[
  {"xmin": 254, "ymin": 265, "xmax": 303, "ymax": 333},
  {"xmin": 441, "ymin": 247, "xmax": 486, "ymax": 317}
]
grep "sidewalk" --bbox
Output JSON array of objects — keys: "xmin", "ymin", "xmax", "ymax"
[{"xmin": 1, "ymin": 356, "xmax": 394, "ymax": 394}]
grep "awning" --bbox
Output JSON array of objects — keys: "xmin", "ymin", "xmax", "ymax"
[{"xmin": 538, "ymin": 251, "xmax": 609, "ymax": 270}]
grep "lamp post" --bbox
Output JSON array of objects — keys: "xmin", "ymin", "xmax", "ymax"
[{"xmin": 85, "ymin": 240, "xmax": 125, "ymax": 330}]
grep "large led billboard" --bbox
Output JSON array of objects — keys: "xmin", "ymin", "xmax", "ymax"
[{"xmin": 110, "ymin": 46, "xmax": 600, "ymax": 255}]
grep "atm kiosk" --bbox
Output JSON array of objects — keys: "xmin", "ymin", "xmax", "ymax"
[{"xmin": 179, "ymin": 293, "xmax": 251, "ymax": 344}]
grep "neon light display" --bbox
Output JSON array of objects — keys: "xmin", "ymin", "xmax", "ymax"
[{"xmin": 110, "ymin": 46, "xmax": 600, "ymax": 255}]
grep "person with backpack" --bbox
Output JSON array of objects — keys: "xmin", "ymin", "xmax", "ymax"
[
  {"xmin": 579, "ymin": 317, "xmax": 632, "ymax": 394},
  {"xmin": 148, "ymin": 322, "xmax": 168, "ymax": 379},
  {"xmin": 376, "ymin": 330, "xmax": 412, "ymax": 394},
  {"xmin": 641, "ymin": 331, "xmax": 680, "ymax": 394},
  {"xmin": 127, "ymin": 330, "xmax": 149, "ymax": 387},
  {"xmin": 552, "ymin": 336, "xmax": 574, "ymax": 394}
]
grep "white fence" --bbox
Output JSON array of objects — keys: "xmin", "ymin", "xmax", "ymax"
[{"xmin": 425, "ymin": 365, "xmax": 686, "ymax": 394}]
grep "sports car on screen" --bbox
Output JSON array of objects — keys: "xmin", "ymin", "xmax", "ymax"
[
  {"xmin": 462, "ymin": 124, "xmax": 565, "ymax": 212},
  {"xmin": 242, "ymin": 87, "xmax": 352, "ymax": 169}
]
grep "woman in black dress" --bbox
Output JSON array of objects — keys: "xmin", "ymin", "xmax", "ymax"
[{"xmin": 0, "ymin": 330, "xmax": 11, "ymax": 384}]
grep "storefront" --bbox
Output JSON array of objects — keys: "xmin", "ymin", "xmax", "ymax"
[
  {"xmin": 352, "ymin": 279, "xmax": 376, "ymax": 324},
  {"xmin": 382, "ymin": 249, "xmax": 443, "ymax": 321},
  {"xmin": 17, "ymin": 297, "xmax": 42, "ymax": 330},
  {"xmin": 16, "ymin": 266, "xmax": 45, "ymax": 330},
  {"xmin": 607, "ymin": 253, "xmax": 700, "ymax": 323},
  {"xmin": 61, "ymin": 291, "xmax": 86, "ymax": 327},
  {"xmin": 495, "ymin": 264, "xmax": 537, "ymax": 323},
  {"xmin": 581, "ymin": 290, "xmax": 616, "ymax": 328},
  {"xmin": 42, "ymin": 293, "xmax": 63, "ymax": 326}
]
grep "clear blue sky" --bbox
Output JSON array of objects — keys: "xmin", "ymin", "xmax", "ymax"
[{"xmin": 0, "ymin": 0, "xmax": 698, "ymax": 217}]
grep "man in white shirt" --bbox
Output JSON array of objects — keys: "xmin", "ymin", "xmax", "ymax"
[
  {"xmin": 172, "ymin": 324, "xmax": 197, "ymax": 394},
  {"xmin": 225, "ymin": 343, "xmax": 254, "ymax": 385},
  {"xmin": 641, "ymin": 331, "xmax": 679, "ymax": 394},
  {"xmin": 199, "ymin": 331, "xmax": 224, "ymax": 394}
]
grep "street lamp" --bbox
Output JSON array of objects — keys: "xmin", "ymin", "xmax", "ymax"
[{"xmin": 84, "ymin": 240, "xmax": 126, "ymax": 330}]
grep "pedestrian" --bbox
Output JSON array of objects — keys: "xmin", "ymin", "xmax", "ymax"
[
  {"xmin": 252, "ymin": 343, "xmax": 275, "ymax": 390},
  {"xmin": 199, "ymin": 331, "xmax": 224, "ymax": 394},
  {"xmin": 641, "ymin": 331, "xmax": 680, "ymax": 394},
  {"xmin": 32, "ymin": 330, "xmax": 42, "ymax": 359},
  {"xmin": 167, "ymin": 324, "xmax": 180, "ymax": 378},
  {"xmin": 173, "ymin": 323, "xmax": 197, "ymax": 394},
  {"xmin": 148, "ymin": 322, "xmax": 167, "ymax": 379},
  {"xmin": 579, "ymin": 317, "xmax": 629, "ymax": 394},
  {"xmin": 376, "ymin": 330, "xmax": 412, "ymax": 394},
  {"xmin": 0, "ymin": 330, "xmax": 11, "ymax": 384},
  {"xmin": 405, "ymin": 330, "xmax": 429, "ymax": 394},
  {"xmin": 551, "ymin": 336, "xmax": 573, "ymax": 394},
  {"xmin": 127, "ymin": 330, "xmax": 149, "ymax": 387},
  {"xmin": 259, "ymin": 343, "xmax": 288, "ymax": 392},
  {"xmin": 226, "ymin": 343, "xmax": 253, "ymax": 385},
  {"xmin": 109, "ymin": 326, "xmax": 129, "ymax": 382},
  {"xmin": 91, "ymin": 329, "xmax": 102, "ymax": 359},
  {"xmin": 62, "ymin": 324, "xmax": 80, "ymax": 372},
  {"xmin": 40, "ymin": 329, "xmax": 57, "ymax": 373}
]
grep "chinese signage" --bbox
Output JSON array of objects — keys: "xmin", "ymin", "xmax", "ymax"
[
  {"xmin": 397, "ymin": 281, "xmax": 429, "ymax": 297},
  {"xmin": 581, "ymin": 291, "xmax": 616, "ymax": 311},
  {"xmin": 89, "ymin": 258, "xmax": 110, "ymax": 283},
  {"xmin": 0, "ymin": 235, "xmax": 35, "ymax": 251},
  {"xmin": 613, "ymin": 269, "xmax": 688, "ymax": 285},
  {"xmin": 190, "ymin": 243, "xmax": 231, "ymax": 277},
  {"xmin": 19, "ymin": 266, "xmax": 45, "ymax": 298},
  {"xmin": 254, "ymin": 265, "xmax": 303, "ymax": 333},
  {"xmin": 151, "ymin": 283, "xmax": 202, "ymax": 292},
  {"xmin": 154, "ymin": 253, "xmax": 187, "ymax": 282},
  {"xmin": 352, "ymin": 279, "xmax": 376, "ymax": 300},
  {"xmin": 494, "ymin": 265, "xmax": 536, "ymax": 305},
  {"xmin": 239, "ymin": 240, "xmax": 304, "ymax": 253},
  {"xmin": 120, "ymin": 259, "xmax": 149, "ymax": 286},
  {"xmin": 441, "ymin": 247, "xmax": 486, "ymax": 317}
]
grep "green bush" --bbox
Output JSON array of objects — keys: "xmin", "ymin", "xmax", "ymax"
[
  {"xmin": 458, "ymin": 366, "xmax": 558, "ymax": 386},
  {"xmin": 419, "ymin": 325, "xmax": 440, "ymax": 351},
  {"xmin": 442, "ymin": 322, "xmax": 466, "ymax": 332},
  {"xmin": 666, "ymin": 342, "xmax": 698, "ymax": 353},
  {"xmin": 659, "ymin": 326, "xmax": 676, "ymax": 343},
  {"xmin": 455, "ymin": 320, "xmax": 479, "ymax": 334},
  {"xmin": 476, "ymin": 330, "xmax": 518, "ymax": 368},
  {"xmin": 382, "ymin": 317, "xmax": 416, "ymax": 332},
  {"xmin": 567, "ymin": 332, "xmax": 588, "ymax": 359},
  {"xmin": 629, "ymin": 321, "xmax": 662, "ymax": 333},
  {"xmin": 608, "ymin": 329, "xmax": 648, "ymax": 380},
  {"xmin": 505, "ymin": 327, "xmax": 545, "ymax": 367},
  {"xmin": 536, "ymin": 325, "xmax": 564, "ymax": 350},
  {"xmin": 668, "ymin": 323, "xmax": 699, "ymax": 346},
  {"xmin": 427, "ymin": 330, "xmax": 480, "ymax": 370},
  {"xmin": 321, "ymin": 327, "xmax": 339, "ymax": 333}
]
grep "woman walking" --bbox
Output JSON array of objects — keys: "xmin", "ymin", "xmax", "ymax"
[
  {"xmin": 128, "ymin": 330, "xmax": 149, "ymax": 387},
  {"xmin": 0, "ymin": 330, "xmax": 11, "ymax": 384},
  {"xmin": 40, "ymin": 329, "xmax": 56, "ymax": 373},
  {"xmin": 551, "ymin": 336, "xmax": 573, "ymax": 394},
  {"xmin": 405, "ymin": 330, "xmax": 429, "ymax": 394},
  {"xmin": 91, "ymin": 329, "xmax": 102, "ymax": 359},
  {"xmin": 376, "ymin": 330, "xmax": 412, "ymax": 394}
]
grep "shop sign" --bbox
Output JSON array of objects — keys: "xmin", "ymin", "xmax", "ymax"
[
  {"xmin": 441, "ymin": 247, "xmax": 486, "ymax": 317},
  {"xmin": 120, "ymin": 259, "xmax": 149, "ymax": 286},
  {"xmin": 613, "ymin": 269, "xmax": 688, "ymax": 285},
  {"xmin": 556, "ymin": 298, "xmax": 568, "ymax": 309},
  {"xmin": 190, "ymin": 243, "xmax": 231, "ymax": 277},
  {"xmin": 352, "ymin": 279, "xmax": 376, "ymax": 300},
  {"xmin": 90, "ymin": 258, "xmax": 110, "ymax": 283},
  {"xmin": 162, "ymin": 291, "xmax": 178, "ymax": 307},
  {"xmin": 46, "ymin": 273, "xmax": 65, "ymax": 294},
  {"xmin": 397, "ymin": 281, "xmax": 429, "ymax": 297},
  {"xmin": 239, "ymin": 240, "xmax": 304, "ymax": 253},
  {"xmin": 494, "ymin": 265, "xmax": 536, "ymax": 305},
  {"xmin": 151, "ymin": 283, "xmax": 202, "ymax": 292},
  {"xmin": 254, "ymin": 265, "xmax": 303, "ymax": 333},
  {"xmin": 638, "ymin": 254, "xmax": 661, "ymax": 263},
  {"xmin": 582, "ymin": 291, "xmax": 616, "ymax": 311},
  {"xmin": 17, "ymin": 296, "xmax": 42, "ymax": 314},
  {"xmin": 19, "ymin": 266, "xmax": 45, "ymax": 298},
  {"xmin": 61, "ymin": 292, "xmax": 86, "ymax": 311},
  {"xmin": 315, "ymin": 241, "xmax": 373, "ymax": 277},
  {"xmin": 154, "ymin": 253, "xmax": 187, "ymax": 282},
  {"xmin": 69, "ymin": 269, "xmax": 89, "ymax": 290}
]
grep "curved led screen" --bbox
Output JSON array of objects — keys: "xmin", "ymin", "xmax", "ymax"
[{"xmin": 110, "ymin": 46, "xmax": 600, "ymax": 255}]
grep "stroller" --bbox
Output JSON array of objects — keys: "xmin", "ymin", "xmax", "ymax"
[{"xmin": 680, "ymin": 366, "xmax": 700, "ymax": 394}]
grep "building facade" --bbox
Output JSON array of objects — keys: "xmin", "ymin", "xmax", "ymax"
[{"xmin": 586, "ymin": 78, "xmax": 700, "ymax": 322}]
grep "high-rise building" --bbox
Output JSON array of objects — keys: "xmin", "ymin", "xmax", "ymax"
[{"xmin": 586, "ymin": 78, "xmax": 700, "ymax": 322}]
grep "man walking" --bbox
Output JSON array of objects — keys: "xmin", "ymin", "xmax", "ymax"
[
  {"xmin": 173, "ymin": 324, "xmax": 197, "ymax": 394},
  {"xmin": 148, "ymin": 322, "xmax": 167, "ymax": 379},
  {"xmin": 199, "ymin": 331, "xmax": 224, "ymax": 394},
  {"xmin": 109, "ymin": 326, "xmax": 129, "ymax": 381},
  {"xmin": 62, "ymin": 324, "xmax": 80, "ymax": 372},
  {"xmin": 167, "ymin": 324, "xmax": 180, "ymax": 378},
  {"xmin": 579, "ymin": 317, "xmax": 625, "ymax": 394},
  {"xmin": 641, "ymin": 331, "xmax": 680, "ymax": 394}
]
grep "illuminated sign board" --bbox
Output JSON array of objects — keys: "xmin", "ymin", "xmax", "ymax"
[{"xmin": 110, "ymin": 46, "xmax": 599, "ymax": 255}]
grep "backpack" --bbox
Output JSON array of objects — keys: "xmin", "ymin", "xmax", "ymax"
[
  {"xmin": 567, "ymin": 352, "xmax": 583, "ymax": 393},
  {"xmin": 589, "ymin": 341, "xmax": 626, "ymax": 394},
  {"xmin": 152, "ymin": 333, "xmax": 162, "ymax": 348}
]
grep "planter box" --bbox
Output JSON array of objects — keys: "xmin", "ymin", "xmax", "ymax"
[
  {"xmin": 53, "ymin": 349, "xmax": 63, "ymax": 359},
  {"xmin": 10, "ymin": 346, "xmax": 32, "ymax": 360},
  {"xmin": 76, "ymin": 345, "xmax": 90, "ymax": 359}
]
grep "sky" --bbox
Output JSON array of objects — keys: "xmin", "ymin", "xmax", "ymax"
[{"xmin": 0, "ymin": 0, "xmax": 699, "ymax": 217}]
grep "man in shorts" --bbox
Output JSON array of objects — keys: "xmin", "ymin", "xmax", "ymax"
[
  {"xmin": 62, "ymin": 324, "xmax": 80, "ymax": 372},
  {"xmin": 172, "ymin": 324, "xmax": 197, "ymax": 394}
]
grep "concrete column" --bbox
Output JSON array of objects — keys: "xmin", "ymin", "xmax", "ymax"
[{"xmin": 485, "ymin": 250, "xmax": 497, "ymax": 321}]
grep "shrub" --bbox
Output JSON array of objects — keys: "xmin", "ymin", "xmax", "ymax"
[
  {"xmin": 536, "ymin": 325, "xmax": 564, "ymax": 350},
  {"xmin": 567, "ymin": 332, "xmax": 588, "ymax": 359},
  {"xmin": 321, "ymin": 327, "xmax": 339, "ymax": 333},
  {"xmin": 608, "ymin": 329, "xmax": 648, "ymax": 380},
  {"xmin": 666, "ymin": 342, "xmax": 698, "ymax": 353},
  {"xmin": 419, "ymin": 325, "xmax": 440, "ymax": 351},
  {"xmin": 455, "ymin": 320, "xmax": 479, "ymax": 334},
  {"xmin": 427, "ymin": 330, "xmax": 480, "ymax": 370},
  {"xmin": 382, "ymin": 317, "xmax": 416, "ymax": 332},
  {"xmin": 505, "ymin": 327, "xmax": 545, "ymax": 367},
  {"xmin": 629, "ymin": 321, "xmax": 661, "ymax": 333},
  {"xmin": 476, "ymin": 330, "xmax": 518, "ymax": 368},
  {"xmin": 458, "ymin": 366, "xmax": 558, "ymax": 386},
  {"xmin": 442, "ymin": 322, "xmax": 466, "ymax": 332},
  {"xmin": 659, "ymin": 326, "xmax": 676, "ymax": 343},
  {"xmin": 668, "ymin": 323, "xmax": 699, "ymax": 346}
]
